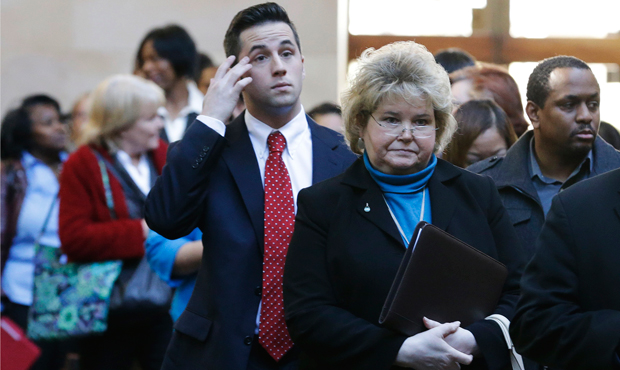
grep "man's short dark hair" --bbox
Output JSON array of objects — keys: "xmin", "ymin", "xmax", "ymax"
[
  {"xmin": 308, "ymin": 102, "xmax": 341, "ymax": 120},
  {"xmin": 526, "ymin": 55, "xmax": 591, "ymax": 108},
  {"xmin": 1, "ymin": 94, "xmax": 61, "ymax": 160},
  {"xmin": 224, "ymin": 2, "xmax": 301, "ymax": 62},
  {"xmin": 137, "ymin": 25, "xmax": 198, "ymax": 79},
  {"xmin": 434, "ymin": 48, "xmax": 476, "ymax": 74}
]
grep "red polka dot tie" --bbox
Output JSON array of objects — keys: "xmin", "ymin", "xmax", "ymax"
[{"xmin": 259, "ymin": 131, "xmax": 295, "ymax": 361}]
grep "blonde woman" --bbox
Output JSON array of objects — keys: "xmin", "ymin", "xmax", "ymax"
[
  {"xmin": 58, "ymin": 74, "xmax": 171, "ymax": 370},
  {"xmin": 284, "ymin": 41, "xmax": 525, "ymax": 369}
]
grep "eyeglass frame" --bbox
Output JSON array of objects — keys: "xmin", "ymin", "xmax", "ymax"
[{"xmin": 368, "ymin": 113, "xmax": 439, "ymax": 138}]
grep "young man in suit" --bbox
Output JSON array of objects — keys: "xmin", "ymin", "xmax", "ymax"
[
  {"xmin": 510, "ymin": 167, "xmax": 620, "ymax": 369},
  {"xmin": 468, "ymin": 56, "xmax": 620, "ymax": 259},
  {"xmin": 144, "ymin": 3, "xmax": 357, "ymax": 370}
]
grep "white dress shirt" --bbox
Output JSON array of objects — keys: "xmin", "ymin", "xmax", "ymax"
[
  {"xmin": 158, "ymin": 81, "xmax": 204, "ymax": 143},
  {"xmin": 196, "ymin": 107, "xmax": 313, "ymax": 332},
  {"xmin": 116, "ymin": 150, "xmax": 152, "ymax": 195},
  {"xmin": 197, "ymin": 107, "xmax": 313, "ymax": 211}
]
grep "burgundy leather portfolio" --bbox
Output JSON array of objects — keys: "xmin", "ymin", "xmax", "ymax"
[{"xmin": 379, "ymin": 221, "xmax": 508, "ymax": 336}]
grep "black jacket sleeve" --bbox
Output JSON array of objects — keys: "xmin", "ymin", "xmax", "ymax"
[
  {"xmin": 145, "ymin": 121, "xmax": 226, "ymax": 239},
  {"xmin": 510, "ymin": 193, "xmax": 620, "ymax": 370}
]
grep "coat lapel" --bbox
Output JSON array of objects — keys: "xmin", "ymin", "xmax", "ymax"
[
  {"xmin": 341, "ymin": 159, "xmax": 403, "ymax": 246},
  {"xmin": 428, "ymin": 160, "xmax": 460, "ymax": 231},
  {"xmin": 221, "ymin": 116, "xmax": 266, "ymax": 252},
  {"xmin": 493, "ymin": 131, "xmax": 540, "ymax": 205}
]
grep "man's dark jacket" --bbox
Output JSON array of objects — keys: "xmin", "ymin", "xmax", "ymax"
[
  {"xmin": 468, "ymin": 130, "xmax": 620, "ymax": 258},
  {"xmin": 145, "ymin": 114, "xmax": 357, "ymax": 370},
  {"xmin": 510, "ymin": 168, "xmax": 620, "ymax": 370}
]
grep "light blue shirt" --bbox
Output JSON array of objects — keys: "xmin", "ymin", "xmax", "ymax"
[
  {"xmin": 529, "ymin": 138, "xmax": 592, "ymax": 216},
  {"xmin": 145, "ymin": 228, "xmax": 202, "ymax": 322},
  {"xmin": 2, "ymin": 151, "xmax": 68, "ymax": 306}
]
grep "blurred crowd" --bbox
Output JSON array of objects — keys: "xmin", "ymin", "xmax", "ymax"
[{"xmin": 2, "ymin": 2, "xmax": 620, "ymax": 370}]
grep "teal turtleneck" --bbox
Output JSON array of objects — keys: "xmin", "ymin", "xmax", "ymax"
[{"xmin": 363, "ymin": 152, "xmax": 437, "ymax": 246}]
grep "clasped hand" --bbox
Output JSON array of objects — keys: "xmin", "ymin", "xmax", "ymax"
[
  {"xmin": 394, "ymin": 317, "xmax": 477, "ymax": 369},
  {"xmin": 201, "ymin": 55, "xmax": 253, "ymax": 123}
]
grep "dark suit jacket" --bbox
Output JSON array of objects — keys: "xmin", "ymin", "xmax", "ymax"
[
  {"xmin": 284, "ymin": 158, "xmax": 525, "ymax": 370},
  {"xmin": 510, "ymin": 168, "xmax": 620, "ymax": 370},
  {"xmin": 144, "ymin": 113, "xmax": 357, "ymax": 370},
  {"xmin": 468, "ymin": 131, "xmax": 620, "ymax": 259}
]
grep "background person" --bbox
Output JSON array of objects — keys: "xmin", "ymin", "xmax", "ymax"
[
  {"xmin": 598, "ymin": 120, "xmax": 620, "ymax": 150},
  {"xmin": 468, "ymin": 55, "xmax": 620, "ymax": 260},
  {"xmin": 450, "ymin": 64, "xmax": 530, "ymax": 137},
  {"xmin": 443, "ymin": 99, "xmax": 517, "ymax": 168},
  {"xmin": 145, "ymin": 228, "xmax": 203, "ymax": 322},
  {"xmin": 433, "ymin": 47, "xmax": 476, "ymax": 74},
  {"xmin": 67, "ymin": 92, "xmax": 90, "ymax": 150},
  {"xmin": 1, "ymin": 94, "xmax": 72, "ymax": 370},
  {"xmin": 195, "ymin": 52, "xmax": 218, "ymax": 95},
  {"xmin": 136, "ymin": 24, "xmax": 203, "ymax": 143},
  {"xmin": 284, "ymin": 41, "xmax": 525, "ymax": 370},
  {"xmin": 307, "ymin": 102, "xmax": 343, "ymax": 133},
  {"xmin": 58, "ymin": 74, "xmax": 171, "ymax": 370}
]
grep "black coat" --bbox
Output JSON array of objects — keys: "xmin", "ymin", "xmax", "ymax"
[
  {"xmin": 284, "ymin": 158, "xmax": 526, "ymax": 370},
  {"xmin": 510, "ymin": 168, "xmax": 620, "ymax": 370},
  {"xmin": 145, "ymin": 114, "xmax": 357, "ymax": 370},
  {"xmin": 468, "ymin": 131, "xmax": 620, "ymax": 259}
]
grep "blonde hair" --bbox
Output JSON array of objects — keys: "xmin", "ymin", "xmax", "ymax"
[
  {"xmin": 79, "ymin": 74, "xmax": 165, "ymax": 147},
  {"xmin": 342, "ymin": 41, "xmax": 457, "ymax": 154}
]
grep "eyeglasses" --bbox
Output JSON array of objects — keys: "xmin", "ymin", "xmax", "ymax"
[{"xmin": 369, "ymin": 114, "xmax": 438, "ymax": 138}]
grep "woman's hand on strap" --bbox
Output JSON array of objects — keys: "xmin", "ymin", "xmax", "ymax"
[
  {"xmin": 423, "ymin": 317, "xmax": 480, "ymax": 357},
  {"xmin": 395, "ymin": 319, "xmax": 473, "ymax": 369}
]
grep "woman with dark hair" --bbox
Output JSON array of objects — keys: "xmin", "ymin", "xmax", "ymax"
[
  {"xmin": 450, "ymin": 64, "xmax": 529, "ymax": 137},
  {"xmin": 444, "ymin": 100, "xmax": 518, "ymax": 168},
  {"xmin": 135, "ymin": 24, "xmax": 203, "ymax": 143},
  {"xmin": 1, "ymin": 94, "xmax": 71, "ymax": 370}
]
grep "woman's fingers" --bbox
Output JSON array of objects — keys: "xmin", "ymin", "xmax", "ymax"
[
  {"xmin": 431, "ymin": 320, "xmax": 460, "ymax": 338},
  {"xmin": 448, "ymin": 346, "xmax": 473, "ymax": 365},
  {"xmin": 423, "ymin": 316, "xmax": 441, "ymax": 329}
]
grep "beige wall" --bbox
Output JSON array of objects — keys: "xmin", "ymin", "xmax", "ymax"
[{"xmin": 1, "ymin": 0, "xmax": 339, "ymax": 116}]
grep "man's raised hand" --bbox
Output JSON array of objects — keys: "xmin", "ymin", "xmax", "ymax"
[{"xmin": 201, "ymin": 55, "xmax": 253, "ymax": 123}]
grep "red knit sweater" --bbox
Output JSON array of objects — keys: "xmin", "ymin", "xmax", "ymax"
[{"xmin": 59, "ymin": 142, "xmax": 167, "ymax": 262}]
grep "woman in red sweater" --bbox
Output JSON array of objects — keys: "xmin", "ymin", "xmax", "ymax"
[{"xmin": 59, "ymin": 74, "xmax": 171, "ymax": 370}]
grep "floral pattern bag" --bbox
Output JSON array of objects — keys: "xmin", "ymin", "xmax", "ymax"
[
  {"xmin": 27, "ymin": 243, "xmax": 121, "ymax": 340},
  {"xmin": 27, "ymin": 153, "xmax": 122, "ymax": 340}
]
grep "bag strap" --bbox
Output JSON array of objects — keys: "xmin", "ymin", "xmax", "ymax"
[
  {"xmin": 92, "ymin": 149, "xmax": 117, "ymax": 220},
  {"xmin": 485, "ymin": 314, "xmax": 525, "ymax": 370},
  {"xmin": 35, "ymin": 196, "xmax": 58, "ymax": 244}
]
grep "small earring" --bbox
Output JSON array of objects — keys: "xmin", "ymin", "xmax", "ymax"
[{"xmin": 357, "ymin": 137, "xmax": 365, "ymax": 150}]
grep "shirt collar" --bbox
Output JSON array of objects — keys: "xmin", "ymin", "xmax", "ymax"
[
  {"xmin": 529, "ymin": 136, "xmax": 593, "ymax": 184},
  {"xmin": 245, "ymin": 106, "xmax": 308, "ymax": 160},
  {"xmin": 115, "ymin": 150, "xmax": 147, "ymax": 168},
  {"xmin": 21, "ymin": 150, "xmax": 68, "ymax": 170},
  {"xmin": 157, "ymin": 81, "xmax": 204, "ymax": 119}
]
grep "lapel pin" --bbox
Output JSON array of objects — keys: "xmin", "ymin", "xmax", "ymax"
[{"xmin": 364, "ymin": 203, "xmax": 371, "ymax": 213}]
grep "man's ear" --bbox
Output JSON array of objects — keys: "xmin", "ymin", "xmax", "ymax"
[
  {"xmin": 301, "ymin": 55, "xmax": 305, "ymax": 80},
  {"xmin": 526, "ymin": 101, "xmax": 541, "ymax": 129}
]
